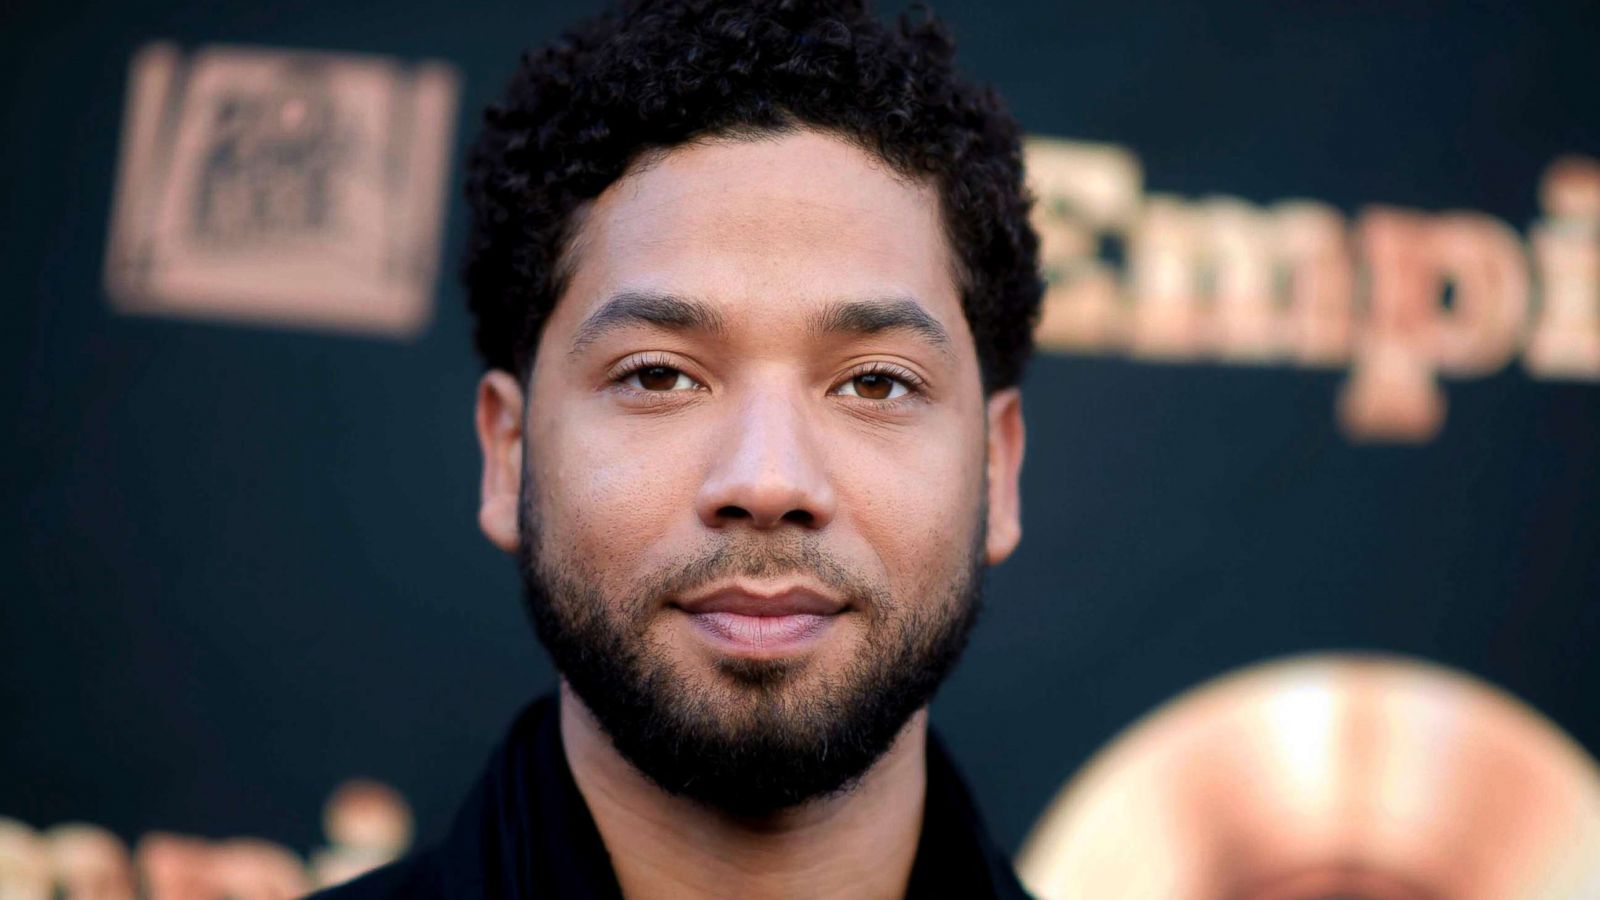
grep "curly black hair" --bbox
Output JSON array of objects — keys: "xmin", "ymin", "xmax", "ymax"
[{"xmin": 464, "ymin": 0, "xmax": 1042, "ymax": 393}]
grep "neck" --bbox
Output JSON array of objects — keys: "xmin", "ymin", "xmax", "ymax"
[{"xmin": 559, "ymin": 682, "xmax": 928, "ymax": 900}]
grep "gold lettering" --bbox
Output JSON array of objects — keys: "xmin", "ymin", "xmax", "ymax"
[
  {"xmin": 44, "ymin": 825, "xmax": 136, "ymax": 900},
  {"xmin": 1024, "ymin": 138, "xmax": 1140, "ymax": 352},
  {"xmin": 136, "ymin": 834, "xmax": 214, "ymax": 900},
  {"xmin": 1527, "ymin": 156, "xmax": 1600, "ymax": 379},
  {"xmin": 0, "ymin": 818, "xmax": 52, "ymax": 900},
  {"xmin": 1203, "ymin": 197, "xmax": 1282, "ymax": 361},
  {"xmin": 1429, "ymin": 213, "xmax": 1529, "ymax": 376},
  {"xmin": 1129, "ymin": 196, "xmax": 1204, "ymax": 360},
  {"xmin": 209, "ymin": 840, "xmax": 308, "ymax": 900},
  {"xmin": 1021, "ymin": 136, "xmax": 1595, "ymax": 443},
  {"xmin": 1340, "ymin": 209, "xmax": 1446, "ymax": 442},
  {"xmin": 1273, "ymin": 202, "xmax": 1354, "ymax": 366}
]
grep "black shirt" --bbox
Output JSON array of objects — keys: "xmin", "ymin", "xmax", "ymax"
[{"xmin": 315, "ymin": 696, "xmax": 1032, "ymax": 899}]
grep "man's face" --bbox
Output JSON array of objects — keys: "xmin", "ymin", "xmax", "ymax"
[{"xmin": 476, "ymin": 127, "xmax": 1025, "ymax": 812}]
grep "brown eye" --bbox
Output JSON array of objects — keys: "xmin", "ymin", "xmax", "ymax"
[
  {"xmin": 638, "ymin": 366, "xmax": 678, "ymax": 390},
  {"xmin": 624, "ymin": 365, "xmax": 696, "ymax": 392},
  {"xmin": 853, "ymin": 373, "xmax": 894, "ymax": 400},
  {"xmin": 836, "ymin": 371, "xmax": 910, "ymax": 401}
]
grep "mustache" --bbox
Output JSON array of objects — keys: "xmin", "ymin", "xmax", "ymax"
[{"xmin": 631, "ymin": 538, "xmax": 886, "ymax": 610}]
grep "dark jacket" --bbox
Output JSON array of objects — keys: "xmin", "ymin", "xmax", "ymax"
[{"xmin": 314, "ymin": 696, "xmax": 1032, "ymax": 899}]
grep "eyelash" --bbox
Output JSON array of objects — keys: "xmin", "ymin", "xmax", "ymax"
[
  {"xmin": 606, "ymin": 356, "xmax": 926, "ymax": 406},
  {"xmin": 611, "ymin": 352, "xmax": 697, "ymax": 385},
  {"xmin": 834, "ymin": 362, "xmax": 925, "ymax": 405}
]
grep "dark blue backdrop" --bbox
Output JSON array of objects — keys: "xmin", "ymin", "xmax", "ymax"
[{"xmin": 4, "ymin": 0, "xmax": 1597, "ymax": 858}]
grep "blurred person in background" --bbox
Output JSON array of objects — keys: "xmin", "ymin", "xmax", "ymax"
[{"xmin": 314, "ymin": 0, "xmax": 1042, "ymax": 898}]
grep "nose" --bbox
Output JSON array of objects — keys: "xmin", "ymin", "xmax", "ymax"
[{"xmin": 695, "ymin": 392, "xmax": 837, "ymax": 531}]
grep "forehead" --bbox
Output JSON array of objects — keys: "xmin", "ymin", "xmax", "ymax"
[{"xmin": 543, "ymin": 128, "xmax": 971, "ymax": 353}]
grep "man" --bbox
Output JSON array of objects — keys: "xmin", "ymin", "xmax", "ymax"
[{"xmin": 321, "ymin": 0, "xmax": 1041, "ymax": 896}]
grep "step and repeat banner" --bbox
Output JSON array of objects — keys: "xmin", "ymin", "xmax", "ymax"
[{"xmin": 4, "ymin": 0, "xmax": 1598, "ymax": 896}]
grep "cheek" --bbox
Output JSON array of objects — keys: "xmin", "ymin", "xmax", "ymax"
[
  {"xmin": 833, "ymin": 425, "xmax": 986, "ymax": 588},
  {"xmin": 529, "ymin": 404, "xmax": 703, "ymax": 575}
]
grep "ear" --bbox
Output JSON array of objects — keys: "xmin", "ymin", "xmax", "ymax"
[
  {"xmin": 983, "ymin": 387, "xmax": 1025, "ymax": 565},
  {"xmin": 475, "ymin": 369, "xmax": 525, "ymax": 554}
]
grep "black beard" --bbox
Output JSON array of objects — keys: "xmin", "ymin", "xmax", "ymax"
[{"xmin": 515, "ymin": 479, "xmax": 984, "ymax": 817}]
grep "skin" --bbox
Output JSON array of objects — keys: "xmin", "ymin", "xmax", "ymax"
[{"xmin": 473, "ymin": 128, "xmax": 1026, "ymax": 900}]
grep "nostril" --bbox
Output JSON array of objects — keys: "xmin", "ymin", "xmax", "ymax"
[
  {"xmin": 718, "ymin": 506, "xmax": 751, "ymax": 520},
  {"xmin": 781, "ymin": 509, "xmax": 814, "ymax": 526}
]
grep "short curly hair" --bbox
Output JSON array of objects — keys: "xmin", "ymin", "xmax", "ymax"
[{"xmin": 464, "ymin": 0, "xmax": 1042, "ymax": 393}]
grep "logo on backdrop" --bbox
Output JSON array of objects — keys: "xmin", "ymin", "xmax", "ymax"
[
  {"xmin": 1024, "ymin": 138, "xmax": 1600, "ymax": 443},
  {"xmin": 104, "ymin": 43, "xmax": 459, "ymax": 337},
  {"xmin": 101, "ymin": 46, "xmax": 1596, "ymax": 442}
]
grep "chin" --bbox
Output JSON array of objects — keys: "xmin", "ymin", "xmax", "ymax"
[{"xmin": 714, "ymin": 655, "xmax": 805, "ymax": 689}]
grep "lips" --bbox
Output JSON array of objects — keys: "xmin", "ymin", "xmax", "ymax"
[
  {"xmin": 675, "ymin": 584, "xmax": 846, "ymax": 617},
  {"xmin": 673, "ymin": 583, "xmax": 847, "ymax": 654},
  {"xmin": 691, "ymin": 611, "xmax": 833, "ymax": 648}
]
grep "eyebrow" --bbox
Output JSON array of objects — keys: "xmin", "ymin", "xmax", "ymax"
[
  {"xmin": 809, "ymin": 297, "xmax": 952, "ymax": 358},
  {"xmin": 568, "ymin": 290, "xmax": 728, "ymax": 357},
  {"xmin": 566, "ymin": 290, "xmax": 952, "ymax": 359}
]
